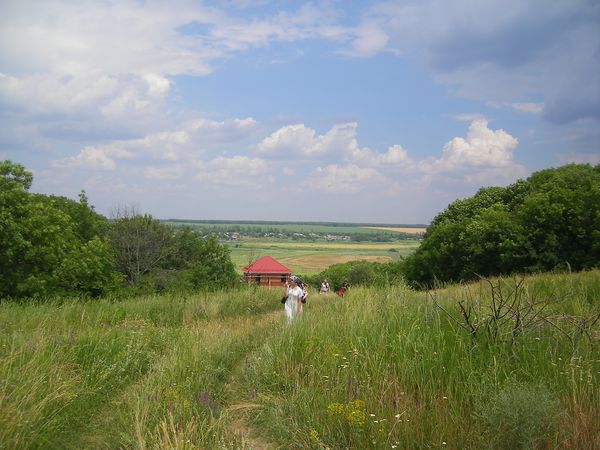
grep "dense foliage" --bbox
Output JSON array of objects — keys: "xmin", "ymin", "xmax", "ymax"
[
  {"xmin": 0, "ymin": 161, "xmax": 118, "ymax": 298},
  {"xmin": 404, "ymin": 163, "xmax": 600, "ymax": 287},
  {"xmin": 0, "ymin": 161, "xmax": 238, "ymax": 299},
  {"xmin": 304, "ymin": 259, "xmax": 405, "ymax": 291}
]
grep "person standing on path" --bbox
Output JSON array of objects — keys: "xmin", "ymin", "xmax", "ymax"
[{"xmin": 284, "ymin": 276, "xmax": 303, "ymax": 323}]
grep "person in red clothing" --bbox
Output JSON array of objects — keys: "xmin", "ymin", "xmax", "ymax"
[{"xmin": 337, "ymin": 282, "xmax": 348, "ymax": 297}]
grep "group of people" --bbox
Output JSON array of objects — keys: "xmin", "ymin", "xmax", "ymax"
[
  {"xmin": 282, "ymin": 276, "xmax": 348, "ymax": 323},
  {"xmin": 320, "ymin": 279, "xmax": 347, "ymax": 297}
]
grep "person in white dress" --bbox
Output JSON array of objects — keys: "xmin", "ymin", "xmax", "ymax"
[{"xmin": 284, "ymin": 276, "xmax": 303, "ymax": 323}]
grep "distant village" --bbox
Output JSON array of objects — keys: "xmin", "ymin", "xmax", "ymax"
[{"xmin": 223, "ymin": 231, "xmax": 352, "ymax": 241}]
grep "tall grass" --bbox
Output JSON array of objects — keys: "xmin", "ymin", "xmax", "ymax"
[
  {"xmin": 0, "ymin": 286, "xmax": 281, "ymax": 449},
  {"xmin": 240, "ymin": 271, "xmax": 600, "ymax": 449},
  {"xmin": 1, "ymin": 271, "xmax": 598, "ymax": 449}
]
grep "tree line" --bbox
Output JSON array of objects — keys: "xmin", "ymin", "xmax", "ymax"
[
  {"xmin": 0, "ymin": 161, "xmax": 237, "ymax": 299},
  {"xmin": 403, "ymin": 163, "xmax": 599, "ymax": 287},
  {"xmin": 2, "ymin": 161, "xmax": 597, "ymax": 299},
  {"xmin": 303, "ymin": 164, "xmax": 599, "ymax": 291}
]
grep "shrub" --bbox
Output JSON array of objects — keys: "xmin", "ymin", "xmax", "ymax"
[{"xmin": 477, "ymin": 381, "xmax": 560, "ymax": 450}]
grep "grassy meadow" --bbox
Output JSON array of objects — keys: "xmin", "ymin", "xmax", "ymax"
[{"xmin": 1, "ymin": 270, "xmax": 599, "ymax": 449}]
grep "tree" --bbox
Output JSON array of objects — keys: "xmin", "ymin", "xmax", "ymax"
[
  {"xmin": 108, "ymin": 213, "xmax": 176, "ymax": 284},
  {"xmin": 183, "ymin": 234, "xmax": 238, "ymax": 290},
  {"xmin": 0, "ymin": 161, "xmax": 118, "ymax": 298},
  {"xmin": 0, "ymin": 160, "xmax": 32, "ymax": 190},
  {"xmin": 55, "ymin": 237, "xmax": 121, "ymax": 296},
  {"xmin": 403, "ymin": 163, "xmax": 600, "ymax": 287}
]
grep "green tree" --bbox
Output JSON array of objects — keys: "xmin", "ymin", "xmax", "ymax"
[
  {"xmin": 0, "ymin": 161, "xmax": 118, "ymax": 298},
  {"xmin": 108, "ymin": 213, "xmax": 176, "ymax": 284},
  {"xmin": 55, "ymin": 237, "xmax": 121, "ymax": 296},
  {"xmin": 403, "ymin": 163, "xmax": 600, "ymax": 287},
  {"xmin": 515, "ymin": 164, "xmax": 600, "ymax": 271},
  {"xmin": 183, "ymin": 234, "xmax": 237, "ymax": 290},
  {"xmin": 44, "ymin": 191, "xmax": 109, "ymax": 241},
  {"xmin": 460, "ymin": 204, "xmax": 530, "ymax": 277},
  {"xmin": 0, "ymin": 160, "xmax": 33, "ymax": 190}
]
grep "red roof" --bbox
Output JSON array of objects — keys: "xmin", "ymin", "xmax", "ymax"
[{"xmin": 243, "ymin": 256, "xmax": 292, "ymax": 274}]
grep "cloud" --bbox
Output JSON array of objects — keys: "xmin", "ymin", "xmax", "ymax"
[
  {"xmin": 194, "ymin": 156, "xmax": 270, "ymax": 187},
  {"xmin": 510, "ymin": 102, "xmax": 544, "ymax": 114},
  {"xmin": 347, "ymin": 21, "xmax": 389, "ymax": 57},
  {"xmin": 306, "ymin": 164, "xmax": 383, "ymax": 193},
  {"xmin": 452, "ymin": 113, "xmax": 485, "ymax": 122},
  {"xmin": 52, "ymin": 145, "xmax": 135, "ymax": 171},
  {"xmin": 351, "ymin": 0, "xmax": 600, "ymax": 124},
  {"xmin": 256, "ymin": 122, "xmax": 359, "ymax": 157},
  {"xmin": 51, "ymin": 116, "xmax": 258, "ymax": 169},
  {"xmin": 0, "ymin": 71, "xmax": 169, "ymax": 120},
  {"xmin": 143, "ymin": 164, "xmax": 185, "ymax": 180},
  {"xmin": 349, "ymin": 144, "xmax": 412, "ymax": 169},
  {"xmin": 0, "ymin": 1, "xmax": 346, "ymax": 139},
  {"xmin": 419, "ymin": 118, "xmax": 522, "ymax": 177}
]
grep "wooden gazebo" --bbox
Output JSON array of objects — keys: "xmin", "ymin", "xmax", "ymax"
[{"xmin": 243, "ymin": 256, "xmax": 292, "ymax": 288}]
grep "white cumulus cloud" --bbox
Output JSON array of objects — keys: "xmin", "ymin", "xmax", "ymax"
[
  {"xmin": 419, "ymin": 118, "xmax": 522, "ymax": 177},
  {"xmin": 256, "ymin": 122, "xmax": 359, "ymax": 157}
]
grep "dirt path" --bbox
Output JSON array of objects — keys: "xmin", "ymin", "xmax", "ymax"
[{"xmin": 221, "ymin": 309, "xmax": 282, "ymax": 449}]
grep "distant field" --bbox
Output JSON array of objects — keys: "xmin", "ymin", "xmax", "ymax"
[
  {"xmin": 242, "ymin": 241, "xmax": 416, "ymax": 250},
  {"xmin": 228, "ymin": 240, "xmax": 420, "ymax": 274},
  {"xmin": 364, "ymin": 226, "xmax": 427, "ymax": 234},
  {"xmin": 164, "ymin": 220, "xmax": 425, "ymax": 274}
]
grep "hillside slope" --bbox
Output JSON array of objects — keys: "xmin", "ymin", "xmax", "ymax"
[{"xmin": 1, "ymin": 271, "xmax": 598, "ymax": 449}]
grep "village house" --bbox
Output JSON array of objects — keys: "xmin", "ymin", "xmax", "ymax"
[{"xmin": 242, "ymin": 255, "xmax": 292, "ymax": 288}]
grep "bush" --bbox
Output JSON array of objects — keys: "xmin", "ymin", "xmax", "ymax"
[
  {"xmin": 477, "ymin": 381, "xmax": 560, "ymax": 450},
  {"xmin": 308, "ymin": 259, "xmax": 405, "ymax": 291}
]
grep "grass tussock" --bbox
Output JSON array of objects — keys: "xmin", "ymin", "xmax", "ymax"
[{"xmin": 0, "ymin": 271, "xmax": 598, "ymax": 449}]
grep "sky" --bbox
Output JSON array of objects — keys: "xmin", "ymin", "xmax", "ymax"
[{"xmin": 1, "ymin": 0, "xmax": 599, "ymax": 224}]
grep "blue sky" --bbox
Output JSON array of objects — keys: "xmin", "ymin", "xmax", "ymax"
[{"xmin": 1, "ymin": 0, "xmax": 598, "ymax": 223}]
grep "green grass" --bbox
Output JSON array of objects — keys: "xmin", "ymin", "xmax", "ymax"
[{"xmin": 1, "ymin": 271, "xmax": 598, "ymax": 449}]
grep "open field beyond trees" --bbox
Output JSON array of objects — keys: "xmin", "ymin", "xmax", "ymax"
[
  {"xmin": 1, "ymin": 270, "xmax": 598, "ymax": 449},
  {"xmin": 228, "ymin": 240, "xmax": 421, "ymax": 274},
  {"xmin": 364, "ymin": 227, "xmax": 427, "ymax": 234}
]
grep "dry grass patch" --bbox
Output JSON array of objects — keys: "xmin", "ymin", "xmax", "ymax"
[
  {"xmin": 364, "ymin": 226, "xmax": 427, "ymax": 234},
  {"xmin": 280, "ymin": 254, "xmax": 390, "ymax": 272},
  {"xmin": 244, "ymin": 241, "xmax": 414, "ymax": 250}
]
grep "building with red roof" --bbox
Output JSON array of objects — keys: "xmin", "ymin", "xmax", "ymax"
[{"xmin": 243, "ymin": 255, "xmax": 292, "ymax": 288}]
